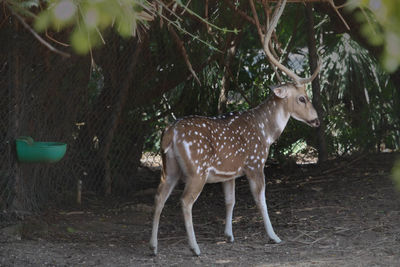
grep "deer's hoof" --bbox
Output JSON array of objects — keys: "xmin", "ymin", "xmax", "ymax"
[
  {"xmin": 225, "ymin": 234, "xmax": 235, "ymax": 243},
  {"xmin": 273, "ymin": 236, "xmax": 282, "ymax": 244},
  {"xmin": 149, "ymin": 243, "xmax": 158, "ymax": 256},
  {"xmin": 268, "ymin": 233, "xmax": 282, "ymax": 244},
  {"xmin": 191, "ymin": 245, "xmax": 201, "ymax": 256}
]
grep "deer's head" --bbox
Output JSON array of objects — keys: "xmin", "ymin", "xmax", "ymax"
[{"xmin": 272, "ymin": 84, "xmax": 320, "ymax": 127}]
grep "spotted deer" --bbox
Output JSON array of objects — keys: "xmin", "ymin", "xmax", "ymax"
[{"xmin": 150, "ymin": 0, "xmax": 320, "ymax": 256}]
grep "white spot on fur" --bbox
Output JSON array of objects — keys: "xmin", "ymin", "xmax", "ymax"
[{"xmin": 182, "ymin": 140, "xmax": 192, "ymax": 160}]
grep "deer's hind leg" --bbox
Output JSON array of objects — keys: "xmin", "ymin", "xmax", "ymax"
[
  {"xmin": 223, "ymin": 179, "xmax": 235, "ymax": 242},
  {"xmin": 150, "ymin": 151, "xmax": 181, "ymax": 255}
]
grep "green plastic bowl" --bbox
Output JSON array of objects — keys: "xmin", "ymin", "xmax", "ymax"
[{"xmin": 15, "ymin": 136, "xmax": 67, "ymax": 163}]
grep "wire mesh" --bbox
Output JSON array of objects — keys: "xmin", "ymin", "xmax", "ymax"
[
  {"xmin": 0, "ymin": 18, "xmax": 170, "ymax": 212},
  {"xmin": 0, "ymin": 5, "xmax": 367, "ymax": 214},
  {"xmin": 0, "ymin": 16, "xmax": 315, "ymax": 213}
]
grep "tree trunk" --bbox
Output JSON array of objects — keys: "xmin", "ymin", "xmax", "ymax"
[
  {"xmin": 8, "ymin": 21, "xmax": 22, "ymax": 211},
  {"xmin": 218, "ymin": 35, "xmax": 240, "ymax": 114},
  {"xmin": 305, "ymin": 3, "xmax": 328, "ymax": 163},
  {"xmin": 102, "ymin": 38, "xmax": 146, "ymax": 195}
]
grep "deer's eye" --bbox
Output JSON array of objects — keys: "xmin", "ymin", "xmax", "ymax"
[{"xmin": 299, "ymin": 96, "xmax": 306, "ymax": 104}]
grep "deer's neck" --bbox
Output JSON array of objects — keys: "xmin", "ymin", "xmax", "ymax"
[{"xmin": 252, "ymin": 96, "xmax": 290, "ymax": 145}]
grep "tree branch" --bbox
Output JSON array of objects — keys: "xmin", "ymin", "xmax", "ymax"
[
  {"xmin": 168, "ymin": 25, "xmax": 201, "ymax": 85},
  {"xmin": 222, "ymin": 0, "xmax": 256, "ymax": 25},
  {"xmin": 9, "ymin": 8, "xmax": 70, "ymax": 58},
  {"xmin": 226, "ymin": 67, "xmax": 253, "ymax": 107},
  {"xmin": 248, "ymin": 0, "xmax": 284, "ymax": 82},
  {"xmin": 327, "ymin": 0, "xmax": 350, "ymax": 30},
  {"xmin": 248, "ymin": 0, "xmax": 264, "ymax": 42},
  {"xmin": 205, "ymin": 0, "xmax": 211, "ymax": 33}
]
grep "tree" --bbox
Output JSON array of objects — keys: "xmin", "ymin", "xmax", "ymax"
[{"xmin": 2, "ymin": 0, "xmax": 400, "ymax": 211}]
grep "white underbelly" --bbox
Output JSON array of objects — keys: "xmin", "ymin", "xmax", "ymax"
[{"xmin": 205, "ymin": 167, "xmax": 243, "ymax": 183}]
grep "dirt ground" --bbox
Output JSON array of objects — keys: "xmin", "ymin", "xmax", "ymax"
[{"xmin": 1, "ymin": 153, "xmax": 400, "ymax": 266}]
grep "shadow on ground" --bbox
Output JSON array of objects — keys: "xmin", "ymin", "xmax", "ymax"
[{"xmin": 1, "ymin": 153, "xmax": 400, "ymax": 266}]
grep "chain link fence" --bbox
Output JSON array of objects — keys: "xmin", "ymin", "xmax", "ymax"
[
  {"xmin": 0, "ymin": 20, "xmax": 174, "ymax": 213},
  {"xmin": 0, "ymin": 12, "xmax": 318, "ymax": 215}
]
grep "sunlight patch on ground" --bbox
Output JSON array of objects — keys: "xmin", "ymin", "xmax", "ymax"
[{"xmin": 140, "ymin": 152, "xmax": 162, "ymax": 168}]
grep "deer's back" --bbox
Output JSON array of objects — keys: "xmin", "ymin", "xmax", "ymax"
[{"xmin": 162, "ymin": 113, "xmax": 268, "ymax": 182}]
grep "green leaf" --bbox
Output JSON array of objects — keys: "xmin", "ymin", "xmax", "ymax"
[
  {"xmin": 34, "ymin": 11, "xmax": 51, "ymax": 32},
  {"xmin": 117, "ymin": 16, "xmax": 136, "ymax": 38},
  {"xmin": 71, "ymin": 28, "xmax": 91, "ymax": 54}
]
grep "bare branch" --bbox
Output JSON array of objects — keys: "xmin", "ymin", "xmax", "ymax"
[
  {"xmin": 261, "ymin": 0, "xmax": 271, "ymax": 29},
  {"xmin": 9, "ymin": 8, "xmax": 70, "ymax": 58},
  {"xmin": 45, "ymin": 31, "xmax": 70, "ymax": 47},
  {"xmin": 328, "ymin": 0, "xmax": 350, "ymax": 31},
  {"xmin": 269, "ymin": 42, "xmax": 283, "ymax": 82},
  {"xmin": 264, "ymin": 0, "xmax": 321, "ymax": 84},
  {"xmin": 168, "ymin": 26, "xmax": 201, "ymax": 86},
  {"xmin": 205, "ymin": 0, "xmax": 211, "ymax": 33},
  {"xmin": 222, "ymin": 0, "xmax": 256, "ymax": 25},
  {"xmin": 180, "ymin": 0, "xmax": 192, "ymax": 15},
  {"xmin": 226, "ymin": 67, "xmax": 253, "ymax": 107},
  {"xmin": 248, "ymin": 0, "xmax": 264, "ymax": 42},
  {"xmin": 248, "ymin": 0, "xmax": 282, "ymax": 82}
]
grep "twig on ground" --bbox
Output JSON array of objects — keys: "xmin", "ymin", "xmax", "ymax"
[
  {"xmin": 309, "ymin": 236, "xmax": 326, "ymax": 245},
  {"xmin": 290, "ymin": 232, "xmax": 306, "ymax": 242},
  {"xmin": 321, "ymin": 154, "xmax": 367, "ymax": 176},
  {"xmin": 294, "ymin": 205, "xmax": 347, "ymax": 212}
]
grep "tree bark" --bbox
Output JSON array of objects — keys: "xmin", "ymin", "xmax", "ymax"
[
  {"xmin": 218, "ymin": 34, "xmax": 240, "ymax": 114},
  {"xmin": 102, "ymin": 38, "xmax": 146, "ymax": 195},
  {"xmin": 305, "ymin": 3, "xmax": 328, "ymax": 163},
  {"xmin": 8, "ymin": 21, "xmax": 22, "ymax": 211}
]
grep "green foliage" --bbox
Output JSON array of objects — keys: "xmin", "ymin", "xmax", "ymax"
[
  {"xmin": 9, "ymin": 0, "xmax": 398, "ymax": 158},
  {"xmin": 32, "ymin": 0, "xmax": 154, "ymax": 54},
  {"xmin": 7, "ymin": 0, "xmax": 237, "ymax": 54},
  {"xmin": 139, "ymin": 2, "xmax": 400, "ymax": 157},
  {"xmin": 347, "ymin": 0, "xmax": 400, "ymax": 72},
  {"xmin": 15, "ymin": 0, "xmax": 39, "ymax": 9},
  {"xmin": 321, "ymin": 32, "xmax": 399, "ymax": 155}
]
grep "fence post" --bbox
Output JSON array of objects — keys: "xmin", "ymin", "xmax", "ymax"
[{"xmin": 8, "ymin": 20, "xmax": 22, "ymax": 211}]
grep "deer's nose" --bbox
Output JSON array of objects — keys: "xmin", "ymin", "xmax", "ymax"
[{"xmin": 309, "ymin": 118, "xmax": 320, "ymax": 127}]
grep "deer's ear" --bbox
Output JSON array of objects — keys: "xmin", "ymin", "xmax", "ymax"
[{"xmin": 271, "ymin": 85, "xmax": 289, "ymax": 99}]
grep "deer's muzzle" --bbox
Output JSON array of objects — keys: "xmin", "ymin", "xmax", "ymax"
[{"xmin": 308, "ymin": 118, "xmax": 320, "ymax": 127}]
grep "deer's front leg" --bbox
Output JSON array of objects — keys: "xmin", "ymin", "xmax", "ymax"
[
  {"xmin": 247, "ymin": 171, "xmax": 282, "ymax": 244},
  {"xmin": 222, "ymin": 179, "xmax": 235, "ymax": 243},
  {"xmin": 181, "ymin": 176, "xmax": 206, "ymax": 256}
]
